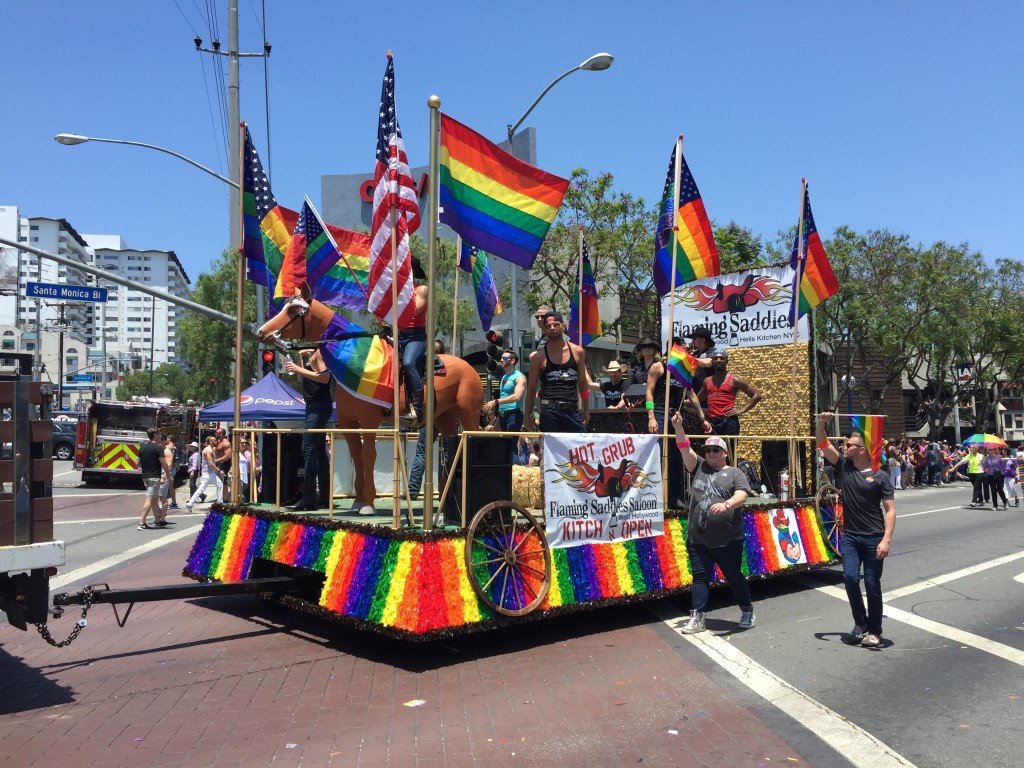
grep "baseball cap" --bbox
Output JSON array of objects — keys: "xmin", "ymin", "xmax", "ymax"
[
  {"xmin": 543, "ymin": 310, "xmax": 564, "ymax": 324},
  {"xmin": 704, "ymin": 436, "xmax": 728, "ymax": 453},
  {"xmin": 711, "ymin": 349, "xmax": 729, "ymax": 361}
]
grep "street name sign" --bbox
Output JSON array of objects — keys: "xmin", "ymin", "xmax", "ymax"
[{"xmin": 26, "ymin": 282, "xmax": 108, "ymax": 303}]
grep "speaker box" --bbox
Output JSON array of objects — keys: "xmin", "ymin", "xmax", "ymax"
[
  {"xmin": 440, "ymin": 436, "xmax": 513, "ymax": 526},
  {"xmin": 259, "ymin": 431, "xmax": 304, "ymax": 505}
]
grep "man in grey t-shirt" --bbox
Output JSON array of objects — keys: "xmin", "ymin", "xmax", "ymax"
[{"xmin": 672, "ymin": 412, "xmax": 753, "ymax": 634}]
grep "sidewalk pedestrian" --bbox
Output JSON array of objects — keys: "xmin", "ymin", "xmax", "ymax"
[
  {"xmin": 186, "ymin": 436, "xmax": 224, "ymax": 511},
  {"xmin": 982, "ymin": 447, "xmax": 1009, "ymax": 510},
  {"xmin": 952, "ymin": 446, "xmax": 985, "ymax": 506},
  {"xmin": 672, "ymin": 411, "xmax": 755, "ymax": 634},
  {"xmin": 816, "ymin": 412, "xmax": 896, "ymax": 648},
  {"xmin": 1001, "ymin": 447, "xmax": 1019, "ymax": 508},
  {"xmin": 138, "ymin": 428, "xmax": 170, "ymax": 530},
  {"xmin": 186, "ymin": 441, "xmax": 201, "ymax": 499},
  {"xmin": 886, "ymin": 442, "xmax": 903, "ymax": 490}
]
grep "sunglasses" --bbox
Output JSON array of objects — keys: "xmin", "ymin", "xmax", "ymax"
[{"xmin": 704, "ymin": 447, "xmax": 724, "ymax": 454}]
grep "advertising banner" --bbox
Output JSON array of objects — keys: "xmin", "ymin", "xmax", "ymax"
[
  {"xmin": 543, "ymin": 433, "xmax": 663, "ymax": 549},
  {"xmin": 660, "ymin": 265, "xmax": 808, "ymax": 349}
]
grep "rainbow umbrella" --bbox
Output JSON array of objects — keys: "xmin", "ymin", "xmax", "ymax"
[{"xmin": 963, "ymin": 433, "xmax": 1007, "ymax": 449}]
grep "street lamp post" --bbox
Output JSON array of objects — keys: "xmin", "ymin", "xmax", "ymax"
[{"xmin": 504, "ymin": 52, "xmax": 613, "ymax": 365}]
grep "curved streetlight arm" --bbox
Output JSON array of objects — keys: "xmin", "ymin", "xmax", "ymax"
[
  {"xmin": 55, "ymin": 134, "xmax": 238, "ymax": 190},
  {"xmin": 507, "ymin": 65, "xmax": 581, "ymax": 140}
]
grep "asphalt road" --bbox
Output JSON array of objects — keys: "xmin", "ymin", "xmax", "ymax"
[{"xmin": 13, "ymin": 473, "xmax": 1024, "ymax": 767}]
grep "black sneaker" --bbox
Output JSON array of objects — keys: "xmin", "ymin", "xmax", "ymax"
[
  {"xmin": 846, "ymin": 625, "xmax": 866, "ymax": 644},
  {"xmin": 137, "ymin": 523, "xmax": 151, "ymax": 531}
]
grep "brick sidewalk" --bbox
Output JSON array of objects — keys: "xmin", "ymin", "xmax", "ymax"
[{"xmin": 2, "ymin": 529, "xmax": 812, "ymax": 768}]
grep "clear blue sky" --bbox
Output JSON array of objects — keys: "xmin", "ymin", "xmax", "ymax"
[{"xmin": 3, "ymin": 2, "xmax": 1021, "ymax": 283}]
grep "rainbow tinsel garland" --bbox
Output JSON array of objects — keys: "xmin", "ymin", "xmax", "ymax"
[{"xmin": 184, "ymin": 503, "xmax": 837, "ymax": 640}]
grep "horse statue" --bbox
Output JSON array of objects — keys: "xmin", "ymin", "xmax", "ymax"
[{"xmin": 256, "ymin": 283, "xmax": 484, "ymax": 516}]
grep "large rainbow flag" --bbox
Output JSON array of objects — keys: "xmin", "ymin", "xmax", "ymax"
[
  {"xmin": 653, "ymin": 143, "xmax": 720, "ymax": 295},
  {"xmin": 790, "ymin": 184, "xmax": 840, "ymax": 323},
  {"xmin": 458, "ymin": 242, "xmax": 502, "ymax": 332},
  {"xmin": 318, "ymin": 315, "xmax": 393, "ymax": 408},
  {"xmin": 849, "ymin": 414, "xmax": 885, "ymax": 471},
  {"xmin": 568, "ymin": 236, "xmax": 600, "ymax": 347},
  {"xmin": 242, "ymin": 126, "xmax": 296, "ymax": 291},
  {"xmin": 439, "ymin": 114, "xmax": 569, "ymax": 269}
]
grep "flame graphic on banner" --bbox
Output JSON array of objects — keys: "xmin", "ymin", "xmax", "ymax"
[
  {"xmin": 676, "ymin": 275, "xmax": 788, "ymax": 314},
  {"xmin": 547, "ymin": 458, "xmax": 653, "ymax": 499}
]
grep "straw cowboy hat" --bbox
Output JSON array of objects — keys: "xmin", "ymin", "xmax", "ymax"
[{"xmin": 603, "ymin": 360, "xmax": 624, "ymax": 374}]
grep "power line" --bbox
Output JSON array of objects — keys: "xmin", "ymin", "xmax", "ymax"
[
  {"xmin": 169, "ymin": 0, "xmax": 200, "ymax": 37},
  {"xmin": 261, "ymin": 0, "xmax": 272, "ymax": 182}
]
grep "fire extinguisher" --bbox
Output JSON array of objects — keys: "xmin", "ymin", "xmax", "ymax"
[{"xmin": 780, "ymin": 468, "xmax": 790, "ymax": 502}]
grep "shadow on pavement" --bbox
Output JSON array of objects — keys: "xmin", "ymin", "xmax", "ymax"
[{"xmin": 0, "ymin": 645, "xmax": 75, "ymax": 715}]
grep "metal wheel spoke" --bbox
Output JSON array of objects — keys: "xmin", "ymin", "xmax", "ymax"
[{"xmin": 482, "ymin": 562, "xmax": 507, "ymax": 593}]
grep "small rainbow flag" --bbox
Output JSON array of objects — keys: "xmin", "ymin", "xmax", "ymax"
[
  {"xmin": 242, "ymin": 126, "xmax": 297, "ymax": 293},
  {"xmin": 790, "ymin": 184, "xmax": 840, "ymax": 323},
  {"xmin": 318, "ymin": 315, "xmax": 394, "ymax": 408},
  {"xmin": 568, "ymin": 236, "xmax": 600, "ymax": 347},
  {"xmin": 276, "ymin": 198, "xmax": 338, "ymax": 300},
  {"xmin": 849, "ymin": 414, "xmax": 885, "ymax": 471},
  {"xmin": 458, "ymin": 242, "xmax": 502, "ymax": 332},
  {"xmin": 439, "ymin": 113, "xmax": 569, "ymax": 269},
  {"xmin": 653, "ymin": 142, "xmax": 720, "ymax": 295},
  {"xmin": 666, "ymin": 342, "xmax": 699, "ymax": 389},
  {"xmin": 317, "ymin": 223, "xmax": 371, "ymax": 311}
]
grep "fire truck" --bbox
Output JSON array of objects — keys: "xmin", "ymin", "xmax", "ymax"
[{"xmin": 74, "ymin": 400, "xmax": 198, "ymax": 485}]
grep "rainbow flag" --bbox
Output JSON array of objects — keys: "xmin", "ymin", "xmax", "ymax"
[
  {"xmin": 790, "ymin": 184, "xmax": 840, "ymax": 324},
  {"xmin": 568, "ymin": 236, "xmax": 600, "ymax": 347},
  {"xmin": 666, "ymin": 342, "xmax": 699, "ymax": 389},
  {"xmin": 439, "ymin": 113, "xmax": 569, "ymax": 269},
  {"xmin": 653, "ymin": 143, "xmax": 720, "ymax": 295},
  {"xmin": 458, "ymin": 242, "xmax": 502, "ymax": 332},
  {"xmin": 849, "ymin": 414, "xmax": 885, "ymax": 472},
  {"xmin": 275, "ymin": 198, "xmax": 338, "ymax": 299},
  {"xmin": 318, "ymin": 315, "xmax": 394, "ymax": 408},
  {"xmin": 242, "ymin": 126, "xmax": 296, "ymax": 292},
  {"xmin": 316, "ymin": 224, "xmax": 371, "ymax": 311}
]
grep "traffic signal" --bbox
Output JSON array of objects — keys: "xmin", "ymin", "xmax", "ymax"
[
  {"xmin": 485, "ymin": 330, "xmax": 504, "ymax": 375},
  {"xmin": 261, "ymin": 349, "xmax": 276, "ymax": 376}
]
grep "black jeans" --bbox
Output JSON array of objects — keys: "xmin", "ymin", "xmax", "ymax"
[
  {"xmin": 539, "ymin": 404, "xmax": 586, "ymax": 433},
  {"xmin": 842, "ymin": 532, "xmax": 885, "ymax": 635},
  {"xmin": 302, "ymin": 401, "xmax": 333, "ymax": 503},
  {"xmin": 969, "ymin": 472, "xmax": 985, "ymax": 504},
  {"xmin": 986, "ymin": 474, "xmax": 1008, "ymax": 507},
  {"xmin": 688, "ymin": 538, "xmax": 752, "ymax": 613}
]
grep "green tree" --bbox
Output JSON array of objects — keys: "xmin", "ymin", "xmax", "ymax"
[
  {"xmin": 115, "ymin": 363, "xmax": 192, "ymax": 401},
  {"xmin": 176, "ymin": 248, "xmax": 258, "ymax": 404}
]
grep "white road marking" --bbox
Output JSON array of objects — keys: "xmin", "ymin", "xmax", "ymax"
[
  {"xmin": 1014, "ymin": 571, "xmax": 1024, "ymax": 585},
  {"xmin": 795, "ymin": 576, "xmax": 1024, "ymax": 669},
  {"xmin": 56, "ymin": 514, "xmax": 206, "ymax": 525},
  {"xmin": 50, "ymin": 524, "xmax": 202, "ymax": 590},
  {"xmin": 53, "ymin": 469, "xmax": 80, "ymax": 477},
  {"xmin": 654, "ymin": 606, "xmax": 917, "ymax": 768},
  {"xmin": 898, "ymin": 505, "xmax": 965, "ymax": 518},
  {"xmin": 55, "ymin": 491, "xmax": 143, "ymax": 499},
  {"xmin": 884, "ymin": 550, "xmax": 1024, "ymax": 600}
]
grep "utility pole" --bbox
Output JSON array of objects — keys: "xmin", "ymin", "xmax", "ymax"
[
  {"xmin": 195, "ymin": 0, "xmax": 271, "ymax": 378},
  {"xmin": 56, "ymin": 303, "xmax": 65, "ymax": 410},
  {"xmin": 149, "ymin": 295, "xmax": 156, "ymax": 396}
]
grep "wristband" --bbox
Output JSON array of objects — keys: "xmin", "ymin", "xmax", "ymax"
[
  {"xmin": 816, "ymin": 440, "xmax": 830, "ymax": 450},
  {"xmin": 645, "ymin": 401, "xmax": 656, "ymax": 411},
  {"xmin": 676, "ymin": 439, "xmax": 691, "ymax": 449},
  {"xmin": 579, "ymin": 390, "xmax": 590, "ymax": 400}
]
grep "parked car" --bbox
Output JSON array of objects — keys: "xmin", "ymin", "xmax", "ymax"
[{"xmin": 52, "ymin": 420, "xmax": 75, "ymax": 461}]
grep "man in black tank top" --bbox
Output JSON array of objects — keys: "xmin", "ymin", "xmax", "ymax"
[
  {"xmin": 523, "ymin": 310, "xmax": 589, "ymax": 433},
  {"xmin": 285, "ymin": 348, "xmax": 334, "ymax": 511}
]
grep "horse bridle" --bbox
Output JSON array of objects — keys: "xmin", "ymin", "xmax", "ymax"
[{"xmin": 278, "ymin": 295, "xmax": 310, "ymax": 338}]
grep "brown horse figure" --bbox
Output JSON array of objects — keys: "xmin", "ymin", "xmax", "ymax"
[{"xmin": 256, "ymin": 284, "xmax": 483, "ymax": 516}]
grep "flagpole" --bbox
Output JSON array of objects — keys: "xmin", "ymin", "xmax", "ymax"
[
  {"xmin": 577, "ymin": 225, "xmax": 584, "ymax": 346},
  {"xmin": 789, "ymin": 178, "xmax": 808, "ymax": 493},
  {"xmin": 663, "ymin": 134, "xmax": 683, "ymax": 511},
  {"xmin": 452, "ymin": 235, "xmax": 461, "ymax": 346},
  {"xmin": 423, "ymin": 95, "xmax": 442, "ymax": 532},
  {"xmin": 231, "ymin": 121, "xmax": 246, "ymax": 505},
  {"xmin": 390, "ymin": 213, "xmax": 401, "ymax": 530}
]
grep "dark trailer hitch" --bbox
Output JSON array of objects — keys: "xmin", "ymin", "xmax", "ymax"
[{"xmin": 44, "ymin": 574, "xmax": 320, "ymax": 646}]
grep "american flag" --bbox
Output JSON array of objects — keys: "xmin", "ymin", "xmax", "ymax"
[{"xmin": 367, "ymin": 53, "xmax": 420, "ymax": 328}]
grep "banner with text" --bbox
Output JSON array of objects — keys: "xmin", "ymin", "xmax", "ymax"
[
  {"xmin": 543, "ymin": 433, "xmax": 663, "ymax": 549},
  {"xmin": 660, "ymin": 265, "xmax": 808, "ymax": 349}
]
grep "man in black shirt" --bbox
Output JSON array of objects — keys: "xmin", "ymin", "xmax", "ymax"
[
  {"xmin": 285, "ymin": 348, "xmax": 333, "ymax": 511},
  {"xmin": 138, "ymin": 427, "xmax": 170, "ymax": 530},
  {"xmin": 817, "ymin": 411, "xmax": 896, "ymax": 647},
  {"xmin": 600, "ymin": 360, "xmax": 626, "ymax": 409}
]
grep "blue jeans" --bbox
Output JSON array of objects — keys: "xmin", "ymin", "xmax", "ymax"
[
  {"xmin": 302, "ymin": 401, "xmax": 332, "ymax": 503},
  {"xmin": 539, "ymin": 404, "xmax": 586, "ymax": 433},
  {"xmin": 398, "ymin": 328, "xmax": 426, "ymax": 395},
  {"xmin": 499, "ymin": 409, "xmax": 524, "ymax": 433},
  {"xmin": 408, "ymin": 426, "xmax": 427, "ymax": 497},
  {"xmin": 688, "ymin": 538, "xmax": 752, "ymax": 613},
  {"xmin": 709, "ymin": 414, "xmax": 740, "ymax": 435},
  {"xmin": 841, "ymin": 533, "xmax": 885, "ymax": 635}
]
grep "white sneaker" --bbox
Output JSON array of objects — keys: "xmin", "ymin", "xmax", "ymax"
[
  {"xmin": 738, "ymin": 608, "xmax": 756, "ymax": 630},
  {"xmin": 679, "ymin": 610, "xmax": 706, "ymax": 634},
  {"xmin": 185, "ymin": 502, "xmax": 194, "ymax": 513}
]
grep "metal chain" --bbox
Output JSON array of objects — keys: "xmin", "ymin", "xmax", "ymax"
[{"xmin": 35, "ymin": 586, "xmax": 94, "ymax": 648}]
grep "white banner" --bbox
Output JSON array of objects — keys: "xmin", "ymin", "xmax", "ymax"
[
  {"xmin": 660, "ymin": 265, "xmax": 809, "ymax": 349},
  {"xmin": 543, "ymin": 433, "xmax": 664, "ymax": 549}
]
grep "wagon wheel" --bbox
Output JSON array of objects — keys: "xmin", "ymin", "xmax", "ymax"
[
  {"xmin": 815, "ymin": 483, "xmax": 843, "ymax": 556},
  {"xmin": 465, "ymin": 501, "xmax": 551, "ymax": 617}
]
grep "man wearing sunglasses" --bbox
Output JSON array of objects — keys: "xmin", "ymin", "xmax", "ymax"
[
  {"xmin": 671, "ymin": 412, "xmax": 754, "ymax": 634},
  {"xmin": 489, "ymin": 349, "xmax": 526, "ymax": 432},
  {"xmin": 816, "ymin": 411, "xmax": 895, "ymax": 649},
  {"xmin": 524, "ymin": 310, "xmax": 589, "ymax": 433}
]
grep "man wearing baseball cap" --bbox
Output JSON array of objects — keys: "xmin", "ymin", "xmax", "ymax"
[{"xmin": 671, "ymin": 411, "xmax": 754, "ymax": 634}]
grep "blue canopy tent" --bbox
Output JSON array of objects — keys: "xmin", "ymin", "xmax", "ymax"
[{"xmin": 199, "ymin": 372, "xmax": 331, "ymax": 422}]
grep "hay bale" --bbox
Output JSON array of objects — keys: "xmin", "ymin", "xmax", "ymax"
[{"xmin": 512, "ymin": 465, "xmax": 543, "ymax": 510}]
